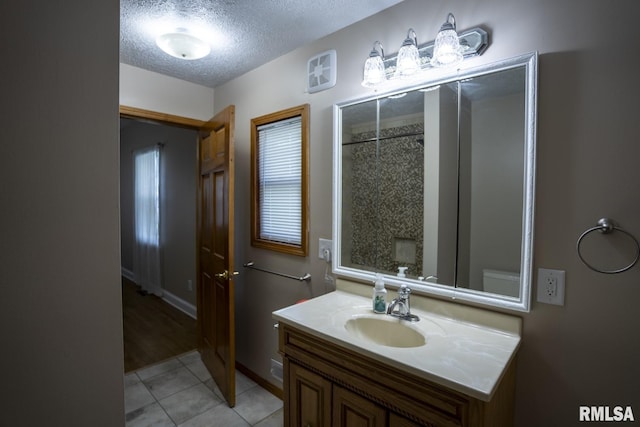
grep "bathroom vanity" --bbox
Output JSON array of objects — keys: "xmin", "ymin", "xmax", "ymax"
[
  {"xmin": 273, "ymin": 51, "xmax": 535, "ymax": 426},
  {"xmin": 273, "ymin": 280, "xmax": 521, "ymax": 426}
]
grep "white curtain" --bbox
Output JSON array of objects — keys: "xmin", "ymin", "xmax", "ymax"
[{"xmin": 133, "ymin": 145, "xmax": 162, "ymax": 296}]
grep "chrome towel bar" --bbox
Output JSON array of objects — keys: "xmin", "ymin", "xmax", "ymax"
[{"xmin": 243, "ymin": 261, "xmax": 311, "ymax": 282}]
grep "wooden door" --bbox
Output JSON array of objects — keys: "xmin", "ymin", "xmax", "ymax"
[
  {"xmin": 333, "ymin": 385, "xmax": 387, "ymax": 427},
  {"xmin": 197, "ymin": 105, "xmax": 236, "ymax": 406},
  {"xmin": 286, "ymin": 361, "xmax": 332, "ymax": 427}
]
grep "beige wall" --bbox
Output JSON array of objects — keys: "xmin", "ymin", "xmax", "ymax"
[
  {"xmin": 120, "ymin": 63, "xmax": 215, "ymax": 121},
  {"xmin": 214, "ymin": 0, "xmax": 640, "ymax": 425},
  {"xmin": 0, "ymin": 0, "xmax": 124, "ymax": 425}
]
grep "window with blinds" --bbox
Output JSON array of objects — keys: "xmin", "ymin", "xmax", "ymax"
[{"xmin": 251, "ymin": 105, "xmax": 309, "ymax": 256}]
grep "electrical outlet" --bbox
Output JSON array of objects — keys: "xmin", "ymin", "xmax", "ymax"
[
  {"xmin": 318, "ymin": 238, "xmax": 332, "ymax": 261},
  {"xmin": 187, "ymin": 279, "xmax": 193, "ymax": 291},
  {"xmin": 544, "ymin": 275, "xmax": 557, "ymax": 296},
  {"xmin": 537, "ymin": 268, "xmax": 565, "ymax": 306}
]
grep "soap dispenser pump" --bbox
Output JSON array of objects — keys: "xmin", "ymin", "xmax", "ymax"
[{"xmin": 372, "ymin": 273, "xmax": 387, "ymax": 314}]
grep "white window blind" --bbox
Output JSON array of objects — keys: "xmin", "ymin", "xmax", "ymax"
[
  {"xmin": 257, "ymin": 116, "xmax": 302, "ymax": 245},
  {"xmin": 134, "ymin": 146, "xmax": 160, "ymax": 246}
]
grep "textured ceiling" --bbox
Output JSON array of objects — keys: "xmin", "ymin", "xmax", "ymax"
[{"xmin": 120, "ymin": 0, "xmax": 404, "ymax": 89}]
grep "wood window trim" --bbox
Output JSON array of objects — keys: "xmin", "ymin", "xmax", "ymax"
[{"xmin": 250, "ymin": 104, "xmax": 309, "ymax": 257}]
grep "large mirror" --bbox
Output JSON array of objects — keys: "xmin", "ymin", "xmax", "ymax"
[{"xmin": 333, "ymin": 53, "xmax": 537, "ymax": 311}]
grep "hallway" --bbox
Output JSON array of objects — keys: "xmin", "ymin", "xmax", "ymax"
[{"xmin": 122, "ymin": 277, "xmax": 198, "ymax": 372}]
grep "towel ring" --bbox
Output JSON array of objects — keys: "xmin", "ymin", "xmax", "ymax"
[{"xmin": 576, "ymin": 218, "xmax": 640, "ymax": 274}]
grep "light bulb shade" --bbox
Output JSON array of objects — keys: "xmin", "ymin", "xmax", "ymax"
[
  {"xmin": 156, "ymin": 32, "xmax": 211, "ymax": 60},
  {"xmin": 395, "ymin": 43, "xmax": 420, "ymax": 77},
  {"xmin": 362, "ymin": 55, "xmax": 386, "ymax": 87},
  {"xmin": 431, "ymin": 29, "xmax": 462, "ymax": 67},
  {"xmin": 431, "ymin": 14, "xmax": 463, "ymax": 67}
]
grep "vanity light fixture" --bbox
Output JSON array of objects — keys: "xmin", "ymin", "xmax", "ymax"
[
  {"xmin": 387, "ymin": 92, "xmax": 407, "ymax": 99},
  {"xmin": 362, "ymin": 41, "xmax": 386, "ymax": 88},
  {"xmin": 156, "ymin": 29, "xmax": 211, "ymax": 60},
  {"xmin": 395, "ymin": 29, "xmax": 420, "ymax": 78},
  {"xmin": 360, "ymin": 13, "xmax": 489, "ymax": 90},
  {"xmin": 431, "ymin": 13, "xmax": 463, "ymax": 67},
  {"xmin": 418, "ymin": 85, "xmax": 441, "ymax": 93}
]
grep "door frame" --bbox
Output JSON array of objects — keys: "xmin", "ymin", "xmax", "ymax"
[{"xmin": 120, "ymin": 106, "xmax": 207, "ymax": 129}]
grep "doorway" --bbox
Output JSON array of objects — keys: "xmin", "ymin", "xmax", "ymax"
[
  {"xmin": 120, "ymin": 105, "xmax": 239, "ymax": 408},
  {"xmin": 120, "ymin": 113, "xmax": 199, "ymax": 371}
]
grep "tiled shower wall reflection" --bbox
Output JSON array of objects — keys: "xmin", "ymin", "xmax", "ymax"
[{"xmin": 348, "ymin": 123, "xmax": 424, "ymax": 276}]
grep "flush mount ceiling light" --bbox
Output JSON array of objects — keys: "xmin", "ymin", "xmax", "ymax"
[
  {"xmin": 361, "ymin": 13, "xmax": 489, "ymax": 89},
  {"xmin": 362, "ymin": 41, "xmax": 386, "ymax": 88},
  {"xmin": 431, "ymin": 13, "xmax": 463, "ymax": 67},
  {"xmin": 155, "ymin": 30, "xmax": 211, "ymax": 60},
  {"xmin": 395, "ymin": 29, "xmax": 420, "ymax": 78}
]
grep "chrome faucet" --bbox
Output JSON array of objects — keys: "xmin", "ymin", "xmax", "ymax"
[{"xmin": 387, "ymin": 285, "xmax": 420, "ymax": 322}]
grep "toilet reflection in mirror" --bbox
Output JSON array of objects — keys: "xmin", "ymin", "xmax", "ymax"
[{"xmin": 482, "ymin": 269, "xmax": 520, "ymax": 297}]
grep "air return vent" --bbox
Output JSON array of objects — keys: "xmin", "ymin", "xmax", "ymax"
[{"xmin": 270, "ymin": 358, "xmax": 283, "ymax": 383}]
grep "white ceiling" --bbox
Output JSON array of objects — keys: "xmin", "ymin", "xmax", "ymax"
[{"xmin": 120, "ymin": 0, "xmax": 404, "ymax": 89}]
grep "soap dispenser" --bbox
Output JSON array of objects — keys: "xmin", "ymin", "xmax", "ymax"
[
  {"xmin": 397, "ymin": 266, "xmax": 408, "ymax": 278},
  {"xmin": 372, "ymin": 273, "xmax": 387, "ymax": 314}
]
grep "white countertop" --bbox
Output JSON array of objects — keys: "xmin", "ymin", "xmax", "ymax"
[{"xmin": 273, "ymin": 289, "xmax": 521, "ymax": 402}]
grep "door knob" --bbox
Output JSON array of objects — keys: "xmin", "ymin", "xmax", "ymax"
[{"xmin": 215, "ymin": 270, "xmax": 239, "ymax": 280}]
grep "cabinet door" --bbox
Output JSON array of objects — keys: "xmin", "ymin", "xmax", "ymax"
[
  {"xmin": 288, "ymin": 362, "xmax": 332, "ymax": 427},
  {"xmin": 389, "ymin": 413, "xmax": 421, "ymax": 427},
  {"xmin": 333, "ymin": 385, "xmax": 387, "ymax": 427}
]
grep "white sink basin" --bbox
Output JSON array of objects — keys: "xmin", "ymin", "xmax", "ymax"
[{"xmin": 345, "ymin": 316, "xmax": 426, "ymax": 348}]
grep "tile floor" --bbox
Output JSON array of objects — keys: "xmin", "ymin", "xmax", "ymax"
[{"xmin": 124, "ymin": 350, "xmax": 283, "ymax": 426}]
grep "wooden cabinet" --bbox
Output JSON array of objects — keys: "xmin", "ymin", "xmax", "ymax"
[
  {"xmin": 280, "ymin": 323, "xmax": 516, "ymax": 427},
  {"xmin": 287, "ymin": 362, "xmax": 438, "ymax": 427},
  {"xmin": 389, "ymin": 413, "xmax": 422, "ymax": 427},
  {"xmin": 288, "ymin": 361, "xmax": 332, "ymax": 427},
  {"xmin": 333, "ymin": 385, "xmax": 387, "ymax": 427}
]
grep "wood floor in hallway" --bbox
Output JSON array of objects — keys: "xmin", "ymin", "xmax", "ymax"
[{"xmin": 122, "ymin": 277, "xmax": 197, "ymax": 373}]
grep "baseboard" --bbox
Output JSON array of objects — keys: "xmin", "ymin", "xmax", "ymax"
[
  {"xmin": 236, "ymin": 361, "xmax": 284, "ymax": 400},
  {"xmin": 162, "ymin": 290, "xmax": 197, "ymax": 319},
  {"xmin": 121, "ymin": 267, "xmax": 135, "ymax": 282}
]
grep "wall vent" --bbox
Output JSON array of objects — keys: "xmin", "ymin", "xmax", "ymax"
[
  {"xmin": 307, "ymin": 49, "xmax": 337, "ymax": 93},
  {"xmin": 270, "ymin": 358, "xmax": 283, "ymax": 383}
]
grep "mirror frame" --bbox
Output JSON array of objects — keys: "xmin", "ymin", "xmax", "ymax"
[{"xmin": 332, "ymin": 52, "xmax": 537, "ymax": 312}]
